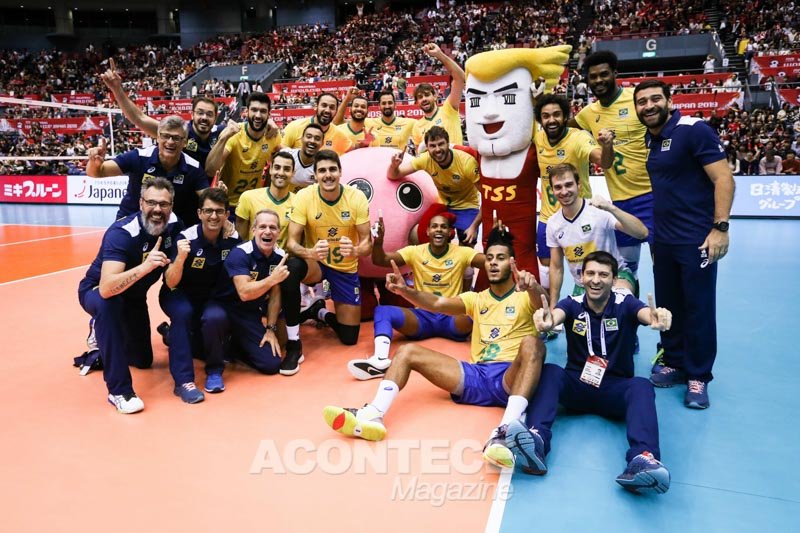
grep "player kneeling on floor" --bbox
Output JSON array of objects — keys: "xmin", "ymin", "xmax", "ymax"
[
  {"xmin": 506, "ymin": 251, "xmax": 673, "ymax": 494},
  {"xmin": 324, "ymin": 228, "xmax": 547, "ymax": 469}
]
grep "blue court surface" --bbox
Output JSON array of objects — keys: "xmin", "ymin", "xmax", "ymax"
[{"xmin": 496, "ymin": 219, "xmax": 800, "ymax": 533}]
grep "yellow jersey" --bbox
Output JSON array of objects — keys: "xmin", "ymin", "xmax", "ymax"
[
  {"xmin": 282, "ymin": 117, "xmax": 353, "ymax": 155},
  {"xmin": 535, "ymin": 127, "xmax": 596, "ymax": 222},
  {"xmin": 235, "ymin": 187, "xmax": 295, "ymax": 246},
  {"xmin": 574, "ymin": 87, "xmax": 651, "ymax": 201},
  {"xmin": 341, "ymin": 122, "xmax": 367, "ymax": 146},
  {"xmin": 366, "ymin": 116, "xmax": 415, "ymax": 149},
  {"xmin": 290, "ymin": 183, "xmax": 370, "ymax": 273},
  {"xmin": 459, "ymin": 287, "xmax": 537, "ymax": 364},
  {"xmin": 411, "ymin": 149, "xmax": 480, "ymax": 210},
  {"xmin": 220, "ymin": 124, "xmax": 282, "ymax": 207},
  {"xmin": 412, "ymin": 100, "xmax": 463, "ymax": 148},
  {"xmin": 397, "ymin": 244, "xmax": 478, "ymax": 298}
]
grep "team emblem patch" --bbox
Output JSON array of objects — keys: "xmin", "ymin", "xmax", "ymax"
[
  {"xmin": 445, "ymin": 259, "xmax": 454, "ymax": 267},
  {"xmin": 603, "ymin": 318, "xmax": 619, "ymax": 331},
  {"xmin": 187, "ymin": 139, "xmax": 198, "ymax": 152},
  {"xmin": 489, "ymin": 327, "xmax": 500, "ymax": 339},
  {"xmin": 341, "ymin": 211, "xmax": 351, "ymax": 220},
  {"xmin": 619, "ymin": 108, "xmax": 629, "ymax": 118},
  {"xmin": 661, "ymin": 139, "xmax": 672, "ymax": 151},
  {"xmin": 453, "ymin": 174, "xmax": 462, "ymax": 181},
  {"xmin": 262, "ymin": 144, "xmax": 269, "ymax": 152},
  {"xmin": 556, "ymin": 149, "xmax": 566, "ymax": 159},
  {"xmin": 581, "ymin": 224, "xmax": 592, "ymax": 233},
  {"xmin": 432, "ymin": 274, "xmax": 442, "ymax": 282},
  {"xmin": 250, "ymin": 271, "xmax": 259, "ymax": 280},
  {"xmin": 572, "ymin": 320, "xmax": 587, "ymax": 336},
  {"xmin": 164, "ymin": 237, "xmax": 172, "ymax": 249},
  {"xmin": 191, "ymin": 257, "xmax": 206, "ymax": 269},
  {"xmin": 328, "ymin": 227, "xmax": 338, "ymax": 238},
  {"xmin": 505, "ymin": 306, "xmax": 516, "ymax": 317},
  {"xmin": 173, "ymin": 174, "xmax": 184, "ymax": 185},
  {"xmin": 221, "ymin": 250, "xmax": 229, "ymax": 260}
]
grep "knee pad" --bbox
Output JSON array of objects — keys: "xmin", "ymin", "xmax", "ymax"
[
  {"xmin": 286, "ymin": 256, "xmax": 309, "ymax": 282},
  {"xmin": 336, "ymin": 323, "xmax": 361, "ymax": 346}
]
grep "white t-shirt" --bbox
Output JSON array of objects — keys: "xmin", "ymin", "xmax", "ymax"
[
  {"xmin": 546, "ymin": 201, "xmax": 626, "ymax": 286},
  {"xmin": 287, "ymin": 148, "xmax": 317, "ymax": 190}
]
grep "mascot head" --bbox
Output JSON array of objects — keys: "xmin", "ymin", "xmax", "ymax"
[
  {"xmin": 464, "ymin": 46, "xmax": 571, "ymax": 158},
  {"xmin": 340, "ymin": 147, "xmax": 439, "ymax": 278}
]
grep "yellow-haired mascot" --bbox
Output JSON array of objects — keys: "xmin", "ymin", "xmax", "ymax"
[{"xmin": 463, "ymin": 46, "xmax": 570, "ymax": 283}]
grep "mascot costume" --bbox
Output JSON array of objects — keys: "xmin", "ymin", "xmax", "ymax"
[{"xmin": 463, "ymin": 45, "xmax": 571, "ymax": 283}]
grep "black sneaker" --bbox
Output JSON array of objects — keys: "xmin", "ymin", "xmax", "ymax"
[
  {"xmin": 299, "ymin": 298, "xmax": 327, "ymax": 324},
  {"xmin": 157, "ymin": 321, "xmax": 170, "ymax": 346},
  {"xmin": 280, "ymin": 339, "xmax": 305, "ymax": 376}
]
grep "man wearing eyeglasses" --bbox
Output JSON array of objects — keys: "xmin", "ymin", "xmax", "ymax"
[
  {"xmin": 87, "ymin": 115, "xmax": 210, "ymax": 226},
  {"xmin": 78, "ymin": 177, "xmax": 184, "ymax": 414},
  {"xmin": 160, "ymin": 187, "xmax": 241, "ymax": 400}
]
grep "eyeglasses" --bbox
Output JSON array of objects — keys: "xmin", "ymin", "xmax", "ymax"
[
  {"xmin": 158, "ymin": 132, "xmax": 186, "ymax": 143},
  {"xmin": 143, "ymin": 199, "xmax": 173, "ymax": 209},
  {"xmin": 193, "ymin": 110, "xmax": 216, "ymax": 118},
  {"xmin": 200, "ymin": 207, "xmax": 227, "ymax": 217}
]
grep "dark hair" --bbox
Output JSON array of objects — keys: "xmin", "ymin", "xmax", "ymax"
[
  {"xmin": 485, "ymin": 227, "xmax": 515, "ymax": 257},
  {"xmin": 318, "ymin": 92, "xmax": 340, "ymax": 106},
  {"xmin": 191, "ymin": 96, "xmax": 218, "ymax": 114},
  {"xmin": 549, "ymin": 162, "xmax": 580, "ymax": 184},
  {"xmin": 351, "ymin": 95, "xmax": 369, "ymax": 107},
  {"xmin": 582, "ymin": 251, "xmax": 618, "ymax": 277},
  {"xmin": 424, "ymin": 125, "xmax": 449, "ymax": 145},
  {"xmin": 198, "ymin": 187, "xmax": 229, "ymax": 209},
  {"xmin": 303, "ymin": 122, "xmax": 325, "ymax": 137},
  {"xmin": 141, "ymin": 177, "xmax": 174, "ymax": 198},
  {"xmin": 413, "ymin": 82, "xmax": 436, "ymax": 100},
  {"xmin": 535, "ymin": 93, "xmax": 570, "ymax": 123},
  {"xmin": 246, "ymin": 92, "xmax": 272, "ymax": 109},
  {"xmin": 272, "ymin": 150, "xmax": 295, "ymax": 170},
  {"xmin": 633, "ymin": 79, "xmax": 671, "ymax": 101},
  {"xmin": 378, "ymin": 91, "xmax": 396, "ymax": 103},
  {"xmin": 314, "ymin": 149, "xmax": 341, "ymax": 171},
  {"xmin": 584, "ymin": 50, "xmax": 618, "ymax": 73}
]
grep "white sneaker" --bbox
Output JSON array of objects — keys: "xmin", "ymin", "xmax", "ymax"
[
  {"xmin": 107, "ymin": 393, "xmax": 144, "ymax": 414},
  {"xmin": 347, "ymin": 355, "xmax": 392, "ymax": 380}
]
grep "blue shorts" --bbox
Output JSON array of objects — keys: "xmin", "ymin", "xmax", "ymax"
[
  {"xmin": 451, "ymin": 361, "xmax": 511, "ymax": 407},
  {"xmin": 448, "ymin": 207, "xmax": 479, "ymax": 244},
  {"xmin": 536, "ymin": 221, "xmax": 550, "ymax": 259},
  {"xmin": 407, "ymin": 308, "xmax": 471, "ymax": 342},
  {"xmin": 319, "ymin": 263, "xmax": 361, "ymax": 305},
  {"xmin": 613, "ymin": 193, "xmax": 654, "ymax": 247}
]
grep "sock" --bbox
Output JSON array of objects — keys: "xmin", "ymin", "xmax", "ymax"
[
  {"xmin": 369, "ymin": 379, "xmax": 399, "ymax": 414},
  {"xmin": 373, "ymin": 335, "xmax": 391, "ymax": 359},
  {"xmin": 501, "ymin": 395, "xmax": 529, "ymax": 426},
  {"xmin": 286, "ymin": 325, "xmax": 299, "ymax": 341},
  {"xmin": 318, "ymin": 307, "xmax": 330, "ymax": 321}
]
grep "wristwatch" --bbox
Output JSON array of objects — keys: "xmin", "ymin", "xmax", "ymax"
[
  {"xmin": 712, "ymin": 221, "xmax": 730, "ymax": 232},
  {"xmin": 265, "ymin": 324, "xmax": 278, "ymax": 333}
]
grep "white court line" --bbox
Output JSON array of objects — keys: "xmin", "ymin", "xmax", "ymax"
[
  {"xmin": 484, "ymin": 468, "xmax": 513, "ymax": 533},
  {"xmin": 0, "ymin": 223, "xmax": 108, "ymax": 229},
  {"xmin": 0, "ymin": 229, "xmax": 105, "ymax": 247},
  {"xmin": 0, "ymin": 264, "xmax": 89, "ymax": 287}
]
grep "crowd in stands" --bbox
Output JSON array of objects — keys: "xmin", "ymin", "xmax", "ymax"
[{"xmin": 2, "ymin": 0, "xmax": 799, "ymax": 175}]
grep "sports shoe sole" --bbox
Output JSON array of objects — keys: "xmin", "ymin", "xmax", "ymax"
[
  {"xmin": 616, "ymin": 466, "xmax": 670, "ymax": 494},
  {"xmin": 323, "ymin": 406, "xmax": 386, "ymax": 441},
  {"xmin": 483, "ymin": 444, "xmax": 515, "ymax": 469},
  {"xmin": 684, "ymin": 397, "xmax": 710, "ymax": 409},
  {"xmin": 173, "ymin": 389, "xmax": 205, "ymax": 404},
  {"xmin": 279, "ymin": 354, "xmax": 305, "ymax": 376},
  {"xmin": 347, "ymin": 359, "xmax": 390, "ymax": 380},
  {"xmin": 505, "ymin": 420, "xmax": 547, "ymax": 475}
]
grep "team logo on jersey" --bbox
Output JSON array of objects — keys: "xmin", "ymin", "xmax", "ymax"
[
  {"xmin": 603, "ymin": 318, "xmax": 619, "ymax": 331},
  {"xmin": 572, "ymin": 319, "xmax": 587, "ymax": 336},
  {"xmin": 453, "ymin": 174, "xmax": 462, "ymax": 181},
  {"xmin": 164, "ymin": 237, "xmax": 172, "ymax": 249},
  {"xmin": 221, "ymin": 250, "xmax": 229, "ymax": 260},
  {"xmin": 479, "ymin": 306, "xmax": 489, "ymax": 315},
  {"xmin": 573, "ymin": 245, "xmax": 585, "ymax": 257},
  {"xmin": 243, "ymin": 146, "xmax": 249, "ymax": 153},
  {"xmin": 556, "ymin": 149, "xmax": 566, "ymax": 159},
  {"xmin": 328, "ymin": 227, "xmax": 338, "ymax": 238},
  {"xmin": 261, "ymin": 144, "xmax": 269, "ymax": 152},
  {"xmin": 661, "ymin": 139, "xmax": 672, "ymax": 151},
  {"xmin": 173, "ymin": 174, "xmax": 184, "ymax": 185},
  {"xmin": 505, "ymin": 306, "xmax": 516, "ymax": 317},
  {"xmin": 196, "ymin": 249, "xmax": 203, "ymax": 256},
  {"xmin": 489, "ymin": 327, "xmax": 501, "ymax": 339},
  {"xmin": 557, "ymin": 231, "xmax": 565, "ymax": 239},
  {"xmin": 619, "ymin": 109, "xmax": 629, "ymax": 118},
  {"xmin": 315, "ymin": 212, "xmax": 323, "ymax": 220},
  {"xmin": 432, "ymin": 274, "xmax": 442, "ymax": 282},
  {"xmin": 147, "ymin": 167, "xmax": 156, "ymax": 173},
  {"xmin": 581, "ymin": 224, "xmax": 592, "ymax": 233},
  {"xmin": 187, "ymin": 139, "xmax": 198, "ymax": 152},
  {"xmin": 250, "ymin": 271, "xmax": 259, "ymax": 280},
  {"xmin": 325, "ymin": 140, "xmax": 333, "ymax": 147},
  {"xmin": 142, "ymin": 173, "xmax": 157, "ymax": 183},
  {"xmin": 354, "ymin": 286, "xmax": 360, "ymax": 295},
  {"xmin": 539, "ymin": 147, "xmax": 545, "ymax": 154},
  {"xmin": 143, "ymin": 243, "xmax": 149, "ymax": 251},
  {"xmin": 341, "ymin": 211, "xmax": 351, "ymax": 220},
  {"xmin": 595, "ymin": 115, "xmax": 601, "ymax": 123},
  {"xmin": 191, "ymin": 257, "xmax": 206, "ymax": 269},
  {"xmin": 422, "ymin": 259, "xmax": 430, "ymax": 266},
  {"xmin": 445, "ymin": 259, "xmax": 454, "ymax": 267}
]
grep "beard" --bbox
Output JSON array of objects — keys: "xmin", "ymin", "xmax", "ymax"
[
  {"xmin": 248, "ymin": 116, "xmax": 266, "ymax": 132},
  {"xmin": 141, "ymin": 214, "xmax": 167, "ymax": 236},
  {"xmin": 488, "ymin": 269, "xmax": 512, "ymax": 285}
]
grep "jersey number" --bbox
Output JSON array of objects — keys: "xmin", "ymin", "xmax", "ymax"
[
  {"xmin": 233, "ymin": 177, "xmax": 260, "ymax": 195},
  {"xmin": 480, "ymin": 342, "xmax": 501, "ymax": 362},
  {"xmin": 326, "ymin": 246, "xmax": 344, "ymax": 265},
  {"xmin": 613, "ymin": 152, "xmax": 627, "ymax": 175}
]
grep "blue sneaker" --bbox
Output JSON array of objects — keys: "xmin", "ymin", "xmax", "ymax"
[
  {"xmin": 615, "ymin": 451, "xmax": 670, "ymax": 494},
  {"xmin": 684, "ymin": 380, "xmax": 710, "ymax": 409},
  {"xmin": 174, "ymin": 382, "xmax": 205, "ymax": 404},
  {"xmin": 650, "ymin": 365, "xmax": 687, "ymax": 388},
  {"xmin": 204, "ymin": 373, "xmax": 225, "ymax": 393},
  {"xmin": 505, "ymin": 420, "xmax": 547, "ymax": 475}
]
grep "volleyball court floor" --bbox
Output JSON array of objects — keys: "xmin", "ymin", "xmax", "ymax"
[{"xmin": 1, "ymin": 204, "xmax": 798, "ymax": 533}]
